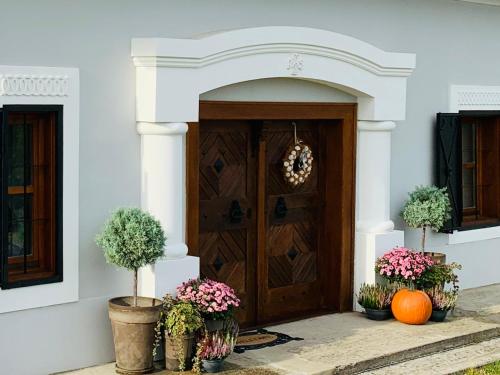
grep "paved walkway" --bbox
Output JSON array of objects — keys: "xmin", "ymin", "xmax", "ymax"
[
  {"xmin": 63, "ymin": 283, "xmax": 500, "ymax": 375},
  {"xmin": 455, "ymin": 283, "xmax": 500, "ymax": 318},
  {"xmin": 364, "ymin": 338, "xmax": 500, "ymax": 375}
]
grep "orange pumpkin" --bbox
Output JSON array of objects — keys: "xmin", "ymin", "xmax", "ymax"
[{"xmin": 391, "ymin": 289, "xmax": 432, "ymax": 325}]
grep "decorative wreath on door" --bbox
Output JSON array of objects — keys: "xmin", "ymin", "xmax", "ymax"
[{"xmin": 282, "ymin": 122, "xmax": 313, "ymax": 187}]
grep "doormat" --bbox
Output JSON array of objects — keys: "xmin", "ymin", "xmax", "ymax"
[{"xmin": 233, "ymin": 329, "xmax": 304, "ymax": 353}]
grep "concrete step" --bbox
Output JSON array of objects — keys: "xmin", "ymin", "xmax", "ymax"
[
  {"xmin": 361, "ymin": 337, "xmax": 500, "ymax": 375},
  {"xmin": 340, "ymin": 326, "xmax": 500, "ymax": 374},
  {"xmin": 227, "ymin": 314, "xmax": 500, "ymax": 375}
]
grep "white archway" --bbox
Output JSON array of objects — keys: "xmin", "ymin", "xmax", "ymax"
[{"xmin": 132, "ymin": 27, "xmax": 416, "ymax": 304}]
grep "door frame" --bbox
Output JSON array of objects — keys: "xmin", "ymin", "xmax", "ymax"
[{"xmin": 187, "ymin": 100, "xmax": 357, "ymax": 313}]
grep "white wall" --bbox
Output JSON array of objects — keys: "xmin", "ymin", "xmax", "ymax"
[{"xmin": 1, "ymin": 0, "xmax": 500, "ymax": 373}]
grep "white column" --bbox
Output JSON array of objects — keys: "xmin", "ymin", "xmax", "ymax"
[
  {"xmin": 356, "ymin": 121, "xmax": 395, "ymax": 233},
  {"xmin": 354, "ymin": 120, "xmax": 404, "ymax": 310},
  {"xmin": 139, "ymin": 122, "xmax": 188, "ymax": 259},
  {"xmin": 137, "ymin": 122, "xmax": 199, "ymax": 298}
]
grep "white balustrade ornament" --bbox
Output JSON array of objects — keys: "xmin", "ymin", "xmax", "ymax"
[{"xmin": 0, "ymin": 74, "xmax": 69, "ymax": 97}]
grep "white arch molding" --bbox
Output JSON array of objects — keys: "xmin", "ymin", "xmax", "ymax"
[{"xmin": 132, "ymin": 27, "xmax": 415, "ymax": 305}]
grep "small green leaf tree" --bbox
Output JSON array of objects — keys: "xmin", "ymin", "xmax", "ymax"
[
  {"xmin": 401, "ymin": 186, "xmax": 451, "ymax": 253},
  {"xmin": 96, "ymin": 208, "xmax": 166, "ymax": 307}
]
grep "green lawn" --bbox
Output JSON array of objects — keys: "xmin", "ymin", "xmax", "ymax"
[{"xmin": 464, "ymin": 361, "xmax": 500, "ymax": 375}]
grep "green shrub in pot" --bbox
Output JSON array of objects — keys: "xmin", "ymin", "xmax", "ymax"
[
  {"xmin": 154, "ymin": 295, "xmax": 204, "ymax": 371},
  {"xmin": 96, "ymin": 207, "xmax": 166, "ymax": 374},
  {"xmin": 418, "ymin": 262, "xmax": 462, "ymax": 291}
]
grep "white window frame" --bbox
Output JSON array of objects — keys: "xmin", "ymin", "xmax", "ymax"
[
  {"xmin": 0, "ymin": 66, "xmax": 79, "ymax": 313},
  {"xmin": 447, "ymin": 85, "xmax": 500, "ymax": 244}
]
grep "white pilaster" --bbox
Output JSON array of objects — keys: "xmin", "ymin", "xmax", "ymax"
[
  {"xmin": 356, "ymin": 121, "xmax": 395, "ymax": 233},
  {"xmin": 139, "ymin": 122, "xmax": 188, "ymax": 259},
  {"xmin": 138, "ymin": 121, "xmax": 199, "ymax": 298},
  {"xmin": 354, "ymin": 120, "xmax": 404, "ymax": 310}
]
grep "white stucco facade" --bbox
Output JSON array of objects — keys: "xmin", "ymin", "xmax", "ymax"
[{"xmin": 1, "ymin": 1, "xmax": 500, "ymax": 374}]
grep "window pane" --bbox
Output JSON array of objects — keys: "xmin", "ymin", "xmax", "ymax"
[
  {"xmin": 461, "ymin": 121, "xmax": 477, "ymax": 210},
  {"xmin": 462, "ymin": 122, "xmax": 476, "ymax": 164},
  {"xmin": 7, "ymin": 195, "xmax": 33, "ymax": 258},
  {"xmin": 462, "ymin": 167, "xmax": 476, "ymax": 209},
  {"xmin": 7, "ymin": 120, "xmax": 32, "ymax": 187}
]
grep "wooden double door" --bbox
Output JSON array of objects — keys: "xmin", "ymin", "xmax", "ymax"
[{"xmin": 187, "ymin": 102, "xmax": 357, "ymax": 327}]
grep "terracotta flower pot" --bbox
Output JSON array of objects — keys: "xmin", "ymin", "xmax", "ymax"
[
  {"xmin": 391, "ymin": 289, "xmax": 432, "ymax": 325},
  {"xmin": 108, "ymin": 297, "xmax": 162, "ymax": 374},
  {"xmin": 424, "ymin": 252, "xmax": 446, "ymax": 265},
  {"xmin": 164, "ymin": 333, "xmax": 195, "ymax": 371}
]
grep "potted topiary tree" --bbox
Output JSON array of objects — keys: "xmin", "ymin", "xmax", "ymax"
[
  {"xmin": 96, "ymin": 207, "xmax": 166, "ymax": 374},
  {"xmin": 401, "ymin": 185, "xmax": 452, "ymax": 263}
]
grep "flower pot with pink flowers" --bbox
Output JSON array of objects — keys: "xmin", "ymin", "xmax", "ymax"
[
  {"xmin": 356, "ymin": 283, "xmax": 397, "ymax": 320},
  {"xmin": 426, "ymin": 286, "xmax": 458, "ymax": 322},
  {"xmin": 177, "ymin": 278, "xmax": 241, "ymax": 331},
  {"xmin": 376, "ymin": 247, "xmax": 435, "ymax": 325},
  {"xmin": 197, "ymin": 321, "xmax": 239, "ymax": 373}
]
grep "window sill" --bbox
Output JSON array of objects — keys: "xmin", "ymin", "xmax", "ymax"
[{"xmin": 448, "ymin": 225, "xmax": 500, "ymax": 244}]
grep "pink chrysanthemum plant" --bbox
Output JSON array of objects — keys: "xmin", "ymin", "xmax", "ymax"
[
  {"xmin": 375, "ymin": 247, "xmax": 434, "ymax": 289},
  {"xmin": 177, "ymin": 278, "xmax": 241, "ymax": 321}
]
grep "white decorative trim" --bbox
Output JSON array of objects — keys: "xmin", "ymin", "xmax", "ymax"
[
  {"xmin": 356, "ymin": 220, "xmax": 395, "ymax": 233},
  {"xmin": 137, "ymin": 122, "xmax": 189, "ymax": 135},
  {"xmin": 450, "ymin": 85, "xmax": 500, "ymax": 112},
  {"xmin": 0, "ymin": 65, "xmax": 79, "ymax": 313},
  {"xmin": 0, "ymin": 74, "xmax": 68, "ymax": 97},
  {"xmin": 287, "ymin": 53, "xmax": 303, "ymax": 76},
  {"xmin": 357, "ymin": 120, "xmax": 397, "ymax": 132},
  {"xmin": 132, "ymin": 27, "xmax": 415, "ymax": 78},
  {"xmin": 132, "ymin": 27, "xmax": 416, "ymax": 123}
]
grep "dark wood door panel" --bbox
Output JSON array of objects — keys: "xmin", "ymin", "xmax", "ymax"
[
  {"xmin": 198, "ymin": 121, "xmax": 257, "ymax": 326},
  {"xmin": 258, "ymin": 120, "xmax": 324, "ymax": 323}
]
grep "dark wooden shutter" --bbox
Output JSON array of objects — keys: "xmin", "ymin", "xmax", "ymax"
[
  {"xmin": 0, "ymin": 109, "xmax": 4, "ymax": 287},
  {"xmin": 436, "ymin": 113, "xmax": 462, "ymax": 231}
]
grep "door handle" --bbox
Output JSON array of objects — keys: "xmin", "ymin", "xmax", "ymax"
[{"xmin": 229, "ymin": 200, "xmax": 244, "ymax": 223}]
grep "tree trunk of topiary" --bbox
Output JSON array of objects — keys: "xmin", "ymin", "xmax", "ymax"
[
  {"xmin": 134, "ymin": 268, "xmax": 138, "ymax": 307},
  {"xmin": 421, "ymin": 226, "xmax": 427, "ymax": 254}
]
